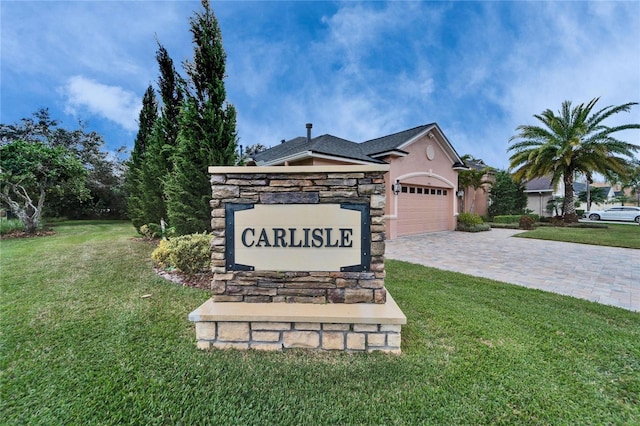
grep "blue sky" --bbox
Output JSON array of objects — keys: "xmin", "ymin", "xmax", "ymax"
[{"xmin": 2, "ymin": 0, "xmax": 639, "ymax": 169}]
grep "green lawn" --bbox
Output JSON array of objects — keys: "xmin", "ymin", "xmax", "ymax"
[
  {"xmin": 515, "ymin": 223, "xmax": 640, "ymax": 249},
  {"xmin": 2, "ymin": 221, "xmax": 639, "ymax": 424}
]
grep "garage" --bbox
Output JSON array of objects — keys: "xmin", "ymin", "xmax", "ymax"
[{"xmin": 397, "ymin": 184, "xmax": 453, "ymax": 236}]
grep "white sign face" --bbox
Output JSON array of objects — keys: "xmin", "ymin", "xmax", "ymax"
[{"xmin": 229, "ymin": 204, "xmax": 366, "ymax": 272}]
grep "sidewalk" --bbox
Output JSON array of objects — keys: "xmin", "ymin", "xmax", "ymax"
[{"xmin": 385, "ymin": 229, "xmax": 639, "ymax": 312}]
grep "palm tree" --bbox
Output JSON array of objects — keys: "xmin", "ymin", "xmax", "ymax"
[
  {"xmin": 458, "ymin": 155, "xmax": 493, "ymax": 213},
  {"xmin": 508, "ymin": 98, "xmax": 640, "ymax": 222}
]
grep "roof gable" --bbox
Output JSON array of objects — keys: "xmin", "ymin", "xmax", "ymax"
[
  {"xmin": 310, "ymin": 134, "xmax": 385, "ymax": 164},
  {"xmin": 524, "ymin": 176, "xmax": 553, "ymax": 192},
  {"xmin": 252, "ymin": 137, "xmax": 307, "ymax": 163},
  {"xmin": 250, "ymin": 123, "xmax": 463, "ymax": 167},
  {"xmin": 360, "ymin": 124, "xmax": 435, "ymax": 156}
]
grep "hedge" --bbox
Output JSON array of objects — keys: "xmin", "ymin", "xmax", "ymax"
[{"xmin": 493, "ymin": 214, "xmax": 539, "ymax": 224}]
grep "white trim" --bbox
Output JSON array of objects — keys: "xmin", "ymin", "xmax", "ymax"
[
  {"xmin": 257, "ymin": 151, "xmax": 314, "ymax": 166},
  {"xmin": 310, "ymin": 152, "xmax": 380, "ymax": 165},
  {"xmin": 387, "ymin": 191, "xmax": 400, "ymax": 219},
  {"xmin": 209, "ymin": 164, "xmax": 390, "ymax": 174},
  {"xmin": 386, "ymin": 171, "xmax": 456, "ymax": 218},
  {"xmin": 396, "ymin": 125, "xmax": 461, "ymax": 166},
  {"xmin": 370, "ymin": 149, "xmax": 408, "ymax": 159},
  {"xmin": 256, "ymin": 151, "xmax": 381, "ymax": 166},
  {"xmin": 396, "ymin": 125, "xmax": 436, "ymax": 151},
  {"xmin": 395, "ymin": 171, "xmax": 456, "ymax": 189}
]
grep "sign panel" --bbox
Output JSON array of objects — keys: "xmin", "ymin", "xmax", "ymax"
[{"xmin": 226, "ymin": 204, "xmax": 370, "ymax": 272}]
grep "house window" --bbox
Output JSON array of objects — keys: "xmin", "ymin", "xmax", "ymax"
[
  {"xmin": 430, "ymin": 188, "xmax": 436, "ymax": 194},
  {"xmin": 401, "ymin": 186, "xmax": 408, "ymax": 193},
  {"xmin": 443, "ymin": 190, "xmax": 447, "ymax": 196},
  {"xmin": 437, "ymin": 189, "xmax": 442, "ymax": 195},
  {"xmin": 409, "ymin": 187, "xmax": 416, "ymax": 194},
  {"xmin": 417, "ymin": 187, "xmax": 423, "ymax": 194}
]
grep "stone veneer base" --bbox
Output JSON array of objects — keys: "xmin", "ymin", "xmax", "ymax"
[{"xmin": 189, "ymin": 293, "xmax": 407, "ymax": 353}]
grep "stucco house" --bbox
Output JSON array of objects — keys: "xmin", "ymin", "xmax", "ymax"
[
  {"xmin": 524, "ymin": 176, "xmax": 618, "ymax": 216},
  {"xmin": 249, "ymin": 123, "xmax": 467, "ymax": 239},
  {"xmin": 524, "ymin": 176, "xmax": 555, "ymax": 217}
]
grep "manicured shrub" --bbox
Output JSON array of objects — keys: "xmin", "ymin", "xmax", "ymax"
[
  {"xmin": 489, "ymin": 223, "xmax": 520, "ymax": 229},
  {"xmin": 494, "ymin": 214, "xmax": 539, "ymax": 224},
  {"xmin": 457, "ymin": 223, "xmax": 491, "ymax": 232},
  {"xmin": 519, "ymin": 215, "xmax": 537, "ymax": 230},
  {"xmin": 139, "ymin": 223, "xmax": 162, "ymax": 239},
  {"xmin": 140, "ymin": 222, "xmax": 176, "ymax": 240},
  {"xmin": 168, "ymin": 234, "xmax": 212, "ymax": 274},
  {"xmin": 151, "ymin": 239, "xmax": 171, "ymax": 268},
  {"xmin": 151, "ymin": 233, "xmax": 212, "ymax": 274},
  {"xmin": 457, "ymin": 212, "xmax": 490, "ymax": 232},
  {"xmin": 493, "ymin": 215, "xmax": 522, "ymax": 224},
  {"xmin": 458, "ymin": 212, "xmax": 483, "ymax": 226}
]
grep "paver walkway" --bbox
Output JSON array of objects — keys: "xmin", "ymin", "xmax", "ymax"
[{"xmin": 385, "ymin": 228, "xmax": 639, "ymax": 312}]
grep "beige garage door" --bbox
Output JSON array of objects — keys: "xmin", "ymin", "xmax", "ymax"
[{"xmin": 397, "ymin": 185, "xmax": 452, "ymax": 236}]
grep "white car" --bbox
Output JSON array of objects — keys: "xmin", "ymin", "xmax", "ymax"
[{"xmin": 584, "ymin": 206, "xmax": 640, "ymax": 223}]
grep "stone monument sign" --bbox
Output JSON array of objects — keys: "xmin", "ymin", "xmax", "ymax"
[{"xmin": 189, "ymin": 165, "xmax": 406, "ymax": 352}]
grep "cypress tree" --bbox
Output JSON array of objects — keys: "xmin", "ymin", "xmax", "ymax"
[
  {"xmin": 166, "ymin": 0, "xmax": 238, "ymax": 235},
  {"xmin": 125, "ymin": 85, "xmax": 157, "ymax": 230},
  {"xmin": 488, "ymin": 170, "xmax": 528, "ymax": 218},
  {"xmin": 139, "ymin": 43, "xmax": 184, "ymax": 227}
]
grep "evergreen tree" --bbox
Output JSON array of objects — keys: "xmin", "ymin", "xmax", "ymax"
[
  {"xmin": 125, "ymin": 85, "xmax": 157, "ymax": 230},
  {"xmin": 488, "ymin": 170, "xmax": 528, "ymax": 218},
  {"xmin": 166, "ymin": 0, "xmax": 238, "ymax": 235},
  {"xmin": 139, "ymin": 43, "xmax": 184, "ymax": 228}
]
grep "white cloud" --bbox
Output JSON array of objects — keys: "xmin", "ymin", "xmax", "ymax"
[
  {"xmin": 499, "ymin": 2, "xmax": 640, "ymax": 144},
  {"xmin": 437, "ymin": 1, "xmax": 640, "ymax": 168},
  {"xmin": 62, "ymin": 76, "xmax": 141, "ymax": 132}
]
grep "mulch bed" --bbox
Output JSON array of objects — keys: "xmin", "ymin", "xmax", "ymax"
[
  {"xmin": 134, "ymin": 237, "xmax": 213, "ymax": 291},
  {"xmin": 0, "ymin": 230, "xmax": 56, "ymax": 239},
  {"xmin": 155, "ymin": 268, "xmax": 213, "ymax": 291}
]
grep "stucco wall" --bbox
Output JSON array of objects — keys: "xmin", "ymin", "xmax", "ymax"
[
  {"xmin": 527, "ymin": 192, "xmax": 554, "ymax": 217},
  {"xmin": 384, "ymin": 133, "xmax": 460, "ymax": 238}
]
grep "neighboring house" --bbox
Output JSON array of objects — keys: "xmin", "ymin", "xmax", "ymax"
[
  {"xmin": 524, "ymin": 177, "xmax": 617, "ymax": 216},
  {"xmin": 250, "ymin": 123, "xmax": 467, "ymax": 239},
  {"xmin": 524, "ymin": 176, "xmax": 555, "ymax": 217}
]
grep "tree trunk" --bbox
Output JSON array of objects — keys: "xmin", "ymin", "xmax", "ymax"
[
  {"xmin": 23, "ymin": 217, "xmax": 39, "ymax": 234},
  {"xmin": 562, "ymin": 171, "xmax": 578, "ymax": 223},
  {"xmin": 0, "ymin": 183, "xmax": 44, "ymax": 234}
]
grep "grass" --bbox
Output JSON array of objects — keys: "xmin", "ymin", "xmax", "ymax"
[
  {"xmin": 514, "ymin": 222, "xmax": 640, "ymax": 249},
  {"xmin": 1, "ymin": 221, "xmax": 639, "ymax": 424},
  {"xmin": 0, "ymin": 218, "xmax": 24, "ymax": 235}
]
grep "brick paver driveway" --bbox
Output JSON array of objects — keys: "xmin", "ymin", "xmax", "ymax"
[{"xmin": 385, "ymin": 228, "xmax": 639, "ymax": 311}]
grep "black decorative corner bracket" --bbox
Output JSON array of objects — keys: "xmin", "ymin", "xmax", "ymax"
[
  {"xmin": 225, "ymin": 203, "xmax": 255, "ymax": 271},
  {"xmin": 339, "ymin": 203, "xmax": 371, "ymax": 272}
]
